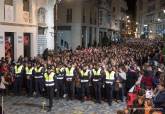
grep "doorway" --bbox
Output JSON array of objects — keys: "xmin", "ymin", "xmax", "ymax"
[
  {"xmin": 24, "ymin": 33, "xmax": 31, "ymax": 58},
  {"xmin": 5, "ymin": 32, "xmax": 14, "ymax": 59}
]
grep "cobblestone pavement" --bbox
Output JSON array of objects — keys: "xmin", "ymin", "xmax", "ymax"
[{"xmin": 0, "ymin": 96, "xmax": 126, "ymax": 114}]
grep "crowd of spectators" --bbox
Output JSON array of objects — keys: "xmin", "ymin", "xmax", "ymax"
[{"xmin": 0, "ymin": 38, "xmax": 165, "ymax": 114}]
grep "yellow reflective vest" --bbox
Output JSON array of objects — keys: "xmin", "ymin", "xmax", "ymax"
[
  {"xmin": 80, "ymin": 70, "xmax": 89, "ymax": 77},
  {"xmin": 55, "ymin": 68, "xmax": 60, "ymax": 74},
  {"xmin": 93, "ymin": 69, "xmax": 101, "ymax": 76},
  {"xmin": 44, "ymin": 72, "xmax": 55, "ymax": 86},
  {"xmin": 105, "ymin": 70, "xmax": 115, "ymax": 80},
  {"xmin": 65, "ymin": 67, "xmax": 74, "ymax": 76},
  {"xmin": 25, "ymin": 67, "xmax": 34, "ymax": 75},
  {"xmin": 34, "ymin": 67, "xmax": 43, "ymax": 73},
  {"xmin": 15, "ymin": 65, "xmax": 23, "ymax": 74}
]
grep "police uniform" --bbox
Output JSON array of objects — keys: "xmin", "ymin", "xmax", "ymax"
[
  {"xmin": 25, "ymin": 64, "xmax": 34, "ymax": 96},
  {"xmin": 14, "ymin": 63, "xmax": 23, "ymax": 95},
  {"xmin": 65, "ymin": 66, "xmax": 75, "ymax": 100},
  {"xmin": 92, "ymin": 67, "xmax": 102, "ymax": 103},
  {"xmin": 104, "ymin": 69, "xmax": 115, "ymax": 106},
  {"xmin": 79, "ymin": 68, "xmax": 90, "ymax": 102},
  {"xmin": 55, "ymin": 66, "xmax": 65, "ymax": 98},
  {"xmin": 34, "ymin": 65, "xmax": 44, "ymax": 97},
  {"xmin": 44, "ymin": 68, "xmax": 55, "ymax": 112}
]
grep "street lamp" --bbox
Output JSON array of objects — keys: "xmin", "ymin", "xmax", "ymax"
[
  {"xmin": 54, "ymin": 0, "xmax": 62, "ymax": 52},
  {"xmin": 163, "ymin": 9, "xmax": 165, "ymax": 14},
  {"xmin": 126, "ymin": 16, "xmax": 129, "ymax": 19},
  {"xmin": 157, "ymin": 18, "xmax": 161, "ymax": 22}
]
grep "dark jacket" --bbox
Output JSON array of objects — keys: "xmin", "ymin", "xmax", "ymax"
[
  {"xmin": 126, "ymin": 69, "xmax": 138, "ymax": 90},
  {"xmin": 153, "ymin": 90, "xmax": 165, "ymax": 113}
]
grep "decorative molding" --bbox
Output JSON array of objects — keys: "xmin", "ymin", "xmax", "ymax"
[{"xmin": 0, "ymin": 22, "xmax": 37, "ymax": 27}]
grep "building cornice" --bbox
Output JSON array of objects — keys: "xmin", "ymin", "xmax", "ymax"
[{"xmin": 0, "ymin": 22, "xmax": 37, "ymax": 27}]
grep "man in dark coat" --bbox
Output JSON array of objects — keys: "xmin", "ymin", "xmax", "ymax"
[
  {"xmin": 153, "ymin": 81, "xmax": 165, "ymax": 113},
  {"xmin": 126, "ymin": 66, "xmax": 138, "ymax": 93}
]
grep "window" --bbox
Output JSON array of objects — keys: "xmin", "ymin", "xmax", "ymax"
[
  {"xmin": 139, "ymin": 0, "xmax": 143, "ymax": 10},
  {"xmin": 66, "ymin": 8, "xmax": 72, "ymax": 23},
  {"xmin": 147, "ymin": 4, "xmax": 155, "ymax": 13},
  {"xmin": 4, "ymin": 0, "xmax": 14, "ymax": 21},
  {"xmin": 99, "ymin": 10, "xmax": 103, "ymax": 25},
  {"xmin": 61, "ymin": 39, "xmax": 63, "ymax": 46},
  {"xmin": 113, "ymin": 7, "xmax": 115, "ymax": 12},
  {"xmin": 146, "ymin": 14, "xmax": 155, "ymax": 23},
  {"xmin": 158, "ymin": 11, "xmax": 165, "ymax": 20},
  {"xmin": 23, "ymin": 0, "xmax": 30, "ymax": 11},
  {"xmin": 160, "ymin": 0, "xmax": 165, "ymax": 8},
  {"xmin": 82, "ymin": 8, "xmax": 85, "ymax": 23},
  {"xmin": 90, "ymin": 9, "xmax": 92, "ymax": 24},
  {"xmin": 5, "ymin": 0, "xmax": 13, "ymax": 5},
  {"xmin": 38, "ymin": 8, "xmax": 46, "ymax": 24}
]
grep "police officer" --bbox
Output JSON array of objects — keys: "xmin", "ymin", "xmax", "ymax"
[
  {"xmin": 55, "ymin": 64, "xmax": 65, "ymax": 98},
  {"xmin": 92, "ymin": 65, "xmax": 102, "ymax": 103},
  {"xmin": 65, "ymin": 63, "xmax": 76, "ymax": 100},
  {"xmin": 25, "ymin": 62, "xmax": 34, "ymax": 97},
  {"xmin": 79, "ymin": 66, "xmax": 90, "ymax": 102},
  {"xmin": 44, "ymin": 66, "xmax": 55, "ymax": 112},
  {"xmin": 34, "ymin": 63, "xmax": 44, "ymax": 97},
  {"xmin": 104, "ymin": 66, "xmax": 115, "ymax": 106},
  {"xmin": 14, "ymin": 62, "xmax": 24, "ymax": 95}
]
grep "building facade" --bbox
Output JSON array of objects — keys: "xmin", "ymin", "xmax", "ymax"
[
  {"xmin": 56, "ymin": 0, "xmax": 127, "ymax": 50},
  {"xmin": 136, "ymin": 0, "xmax": 165, "ymax": 39},
  {"xmin": 0, "ymin": 0, "xmax": 56, "ymax": 60},
  {"xmin": 56, "ymin": 0, "xmax": 105, "ymax": 49},
  {"xmin": 110, "ymin": 0, "xmax": 128, "ymax": 40}
]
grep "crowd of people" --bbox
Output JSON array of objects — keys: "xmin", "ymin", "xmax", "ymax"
[{"xmin": 0, "ymin": 39, "xmax": 165, "ymax": 113}]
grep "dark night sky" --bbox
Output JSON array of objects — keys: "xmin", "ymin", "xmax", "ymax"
[{"xmin": 126, "ymin": 0, "xmax": 136, "ymax": 19}]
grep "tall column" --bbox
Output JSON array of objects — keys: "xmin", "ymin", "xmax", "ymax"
[
  {"xmin": 96, "ymin": 27, "xmax": 100, "ymax": 45},
  {"xmin": 31, "ymin": 31, "xmax": 38, "ymax": 57},
  {"xmin": 71, "ymin": 1, "xmax": 82, "ymax": 50},
  {"xmin": 45, "ymin": 0, "xmax": 56, "ymax": 50},
  {"xmin": 14, "ymin": 32, "xmax": 24, "ymax": 60},
  {"xmin": 85, "ymin": 27, "xmax": 89, "ymax": 48}
]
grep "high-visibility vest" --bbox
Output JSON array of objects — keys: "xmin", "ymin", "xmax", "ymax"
[
  {"xmin": 55, "ymin": 68, "xmax": 60, "ymax": 74},
  {"xmin": 44, "ymin": 72, "xmax": 55, "ymax": 86},
  {"xmin": 65, "ymin": 67, "xmax": 74, "ymax": 76},
  {"xmin": 34, "ymin": 67, "xmax": 43, "ymax": 73},
  {"xmin": 15, "ymin": 65, "xmax": 23, "ymax": 74},
  {"xmin": 80, "ymin": 70, "xmax": 89, "ymax": 77},
  {"xmin": 25, "ymin": 67, "xmax": 34, "ymax": 75},
  {"xmin": 105, "ymin": 70, "xmax": 115, "ymax": 80},
  {"xmin": 93, "ymin": 69, "xmax": 101, "ymax": 76}
]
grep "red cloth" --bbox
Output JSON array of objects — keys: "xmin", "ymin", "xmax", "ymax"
[
  {"xmin": 127, "ymin": 93, "xmax": 137, "ymax": 107},
  {"xmin": 141, "ymin": 76, "xmax": 153, "ymax": 88}
]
